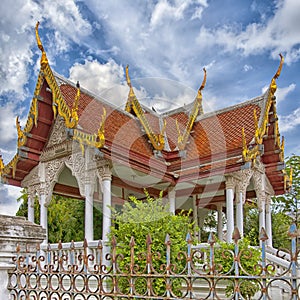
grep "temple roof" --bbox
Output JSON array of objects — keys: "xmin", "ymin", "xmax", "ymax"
[{"xmin": 0, "ymin": 23, "xmax": 289, "ymax": 199}]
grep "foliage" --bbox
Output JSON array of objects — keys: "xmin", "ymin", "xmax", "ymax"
[
  {"xmin": 243, "ymin": 203, "xmax": 259, "ymax": 245},
  {"xmin": 273, "ymin": 155, "xmax": 300, "ymax": 226},
  {"xmin": 109, "ymin": 190, "xmax": 197, "ymax": 296},
  {"xmin": 16, "ymin": 188, "xmax": 102, "ymax": 243},
  {"xmin": 213, "ymin": 238, "xmax": 261, "ymax": 299},
  {"xmin": 243, "ymin": 202, "xmax": 292, "ymax": 249},
  {"xmin": 271, "ymin": 211, "xmax": 292, "ymax": 249}
]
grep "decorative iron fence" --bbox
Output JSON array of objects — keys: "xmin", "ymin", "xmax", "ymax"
[{"xmin": 8, "ymin": 225, "xmax": 300, "ymax": 299}]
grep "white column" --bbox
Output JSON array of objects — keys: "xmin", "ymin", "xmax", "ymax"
[
  {"xmin": 39, "ymin": 193, "xmax": 48, "ymax": 244},
  {"xmin": 225, "ymin": 177, "xmax": 235, "ymax": 243},
  {"xmin": 265, "ymin": 195, "xmax": 272, "ymax": 247},
  {"xmin": 85, "ymin": 181, "xmax": 94, "ymax": 241},
  {"xmin": 217, "ymin": 204, "xmax": 223, "ymax": 241},
  {"xmin": 28, "ymin": 193, "xmax": 35, "ymax": 223},
  {"xmin": 102, "ymin": 169, "xmax": 112, "ymax": 243},
  {"xmin": 236, "ymin": 190, "xmax": 244, "ymax": 237},
  {"xmin": 168, "ymin": 187, "xmax": 176, "ymax": 214}
]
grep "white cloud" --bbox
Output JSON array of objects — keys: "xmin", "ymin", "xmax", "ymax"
[
  {"xmin": 69, "ymin": 59, "xmax": 130, "ymax": 107},
  {"xmin": 0, "ymin": 105, "xmax": 16, "ymax": 143},
  {"xmin": 69, "ymin": 59, "xmax": 124, "ymax": 90},
  {"xmin": 0, "ymin": 184, "xmax": 21, "ymax": 216},
  {"xmin": 279, "ymin": 107, "xmax": 300, "ymax": 133},
  {"xmin": 276, "ymin": 83, "xmax": 296, "ymax": 103},
  {"xmin": 150, "ymin": 0, "xmax": 189, "ymax": 28},
  {"xmin": 0, "ymin": 0, "xmax": 92, "ymax": 98},
  {"xmin": 243, "ymin": 64, "xmax": 253, "ymax": 72}
]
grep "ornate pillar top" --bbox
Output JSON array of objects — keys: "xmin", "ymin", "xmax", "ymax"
[
  {"xmin": 225, "ymin": 175, "xmax": 236, "ymax": 190},
  {"xmin": 97, "ymin": 159, "xmax": 112, "ymax": 181}
]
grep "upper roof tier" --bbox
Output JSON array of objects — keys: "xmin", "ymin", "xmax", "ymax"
[{"xmin": 0, "ymin": 23, "xmax": 288, "ymax": 196}]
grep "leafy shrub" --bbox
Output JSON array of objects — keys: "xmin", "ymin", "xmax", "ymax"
[{"xmin": 109, "ymin": 191, "xmax": 197, "ymax": 296}]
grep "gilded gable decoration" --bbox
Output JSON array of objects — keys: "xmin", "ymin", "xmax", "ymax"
[
  {"xmin": 125, "ymin": 65, "xmax": 166, "ymax": 151},
  {"xmin": 176, "ymin": 68, "xmax": 206, "ymax": 151},
  {"xmin": 242, "ymin": 54, "xmax": 285, "ymax": 163}
]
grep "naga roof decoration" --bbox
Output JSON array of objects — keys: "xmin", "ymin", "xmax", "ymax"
[
  {"xmin": 176, "ymin": 68, "xmax": 206, "ymax": 151},
  {"xmin": 0, "ymin": 22, "xmax": 107, "ymax": 181},
  {"xmin": 125, "ymin": 66, "xmax": 206, "ymax": 152},
  {"xmin": 35, "ymin": 22, "xmax": 106, "ymax": 153},
  {"xmin": 0, "ymin": 23, "xmax": 288, "ymax": 196},
  {"xmin": 125, "ymin": 65, "xmax": 166, "ymax": 151},
  {"xmin": 242, "ymin": 54, "xmax": 284, "ymax": 163}
]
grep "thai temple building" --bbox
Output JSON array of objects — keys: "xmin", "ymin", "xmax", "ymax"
[{"xmin": 0, "ymin": 23, "xmax": 290, "ymax": 247}]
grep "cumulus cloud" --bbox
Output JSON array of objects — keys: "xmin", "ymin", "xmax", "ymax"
[
  {"xmin": 0, "ymin": 0, "xmax": 92, "ymax": 98},
  {"xmin": 279, "ymin": 107, "xmax": 300, "ymax": 133},
  {"xmin": 68, "ymin": 58, "xmax": 129, "ymax": 107},
  {"xmin": 0, "ymin": 184, "xmax": 21, "ymax": 216},
  {"xmin": 195, "ymin": 0, "xmax": 300, "ymax": 65}
]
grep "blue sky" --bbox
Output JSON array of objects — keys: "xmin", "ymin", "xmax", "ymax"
[{"xmin": 0, "ymin": 0, "xmax": 299, "ymax": 215}]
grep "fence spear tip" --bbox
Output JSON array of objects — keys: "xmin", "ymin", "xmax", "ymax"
[
  {"xmin": 259, "ymin": 227, "xmax": 269, "ymax": 241},
  {"xmin": 165, "ymin": 233, "xmax": 171, "ymax": 245},
  {"xmin": 207, "ymin": 232, "xmax": 216, "ymax": 245},
  {"xmin": 232, "ymin": 227, "xmax": 241, "ymax": 243},
  {"xmin": 185, "ymin": 232, "xmax": 192, "ymax": 243},
  {"xmin": 129, "ymin": 236, "xmax": 135, "ymax": 247},
  {"xmin": 288, "ymin": 223, "xmax": 299, "ymax": 238},
  {"xmin": 146, "ymin": 233, "xmax": 152, "ymax": 245}
]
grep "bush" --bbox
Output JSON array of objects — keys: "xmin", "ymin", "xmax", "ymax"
[
  {"xmin": 109, "ymin": 191, "xmax": 197, "ymax": 296},
  {"xmin": 212, "ymin": 238, "xmax": 261, "ymax": 299}
]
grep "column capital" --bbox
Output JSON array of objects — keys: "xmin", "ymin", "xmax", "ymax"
[
  {"xmin": 234, "ymin": 169, "xmax": 253, "ymax": 194},
  {"xmin": 225, "ymin": 175, "xmax": 236, "ymax": 190},
  {"xmin": 97, "ymin": 159, "xmax": 112, "ymax": 181},
  {"xmin": 27, "ymin": 185, "xmax": 37, "ymax": 208}
]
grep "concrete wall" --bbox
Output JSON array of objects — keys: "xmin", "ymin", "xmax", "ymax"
[{"xmin": 0, "ymin": 214, "xmax": 45, "ymax": 298}]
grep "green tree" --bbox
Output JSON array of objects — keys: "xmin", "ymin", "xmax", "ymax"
[
  {"xmin": 16, "ymin": 189, "xmax": 103, "ymax": 243},
  {"xmin": 273, "ymin": 155, "xmax": 300, "ymax": 226},
  {"xmin": 109, "ymin": 191, "xmax": 197, "ymax": 296},
  {"xmin": 243, "ymin": 202, "xmax": 292, "ymax": 249}
]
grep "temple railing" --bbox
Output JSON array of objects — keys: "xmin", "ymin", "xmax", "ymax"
[{"xmin": 8, "ymin": 225, "xmax": 300, "ymax": 299}]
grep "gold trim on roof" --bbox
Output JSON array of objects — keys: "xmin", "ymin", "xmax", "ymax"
[
  {"xmin": 66, "ymin": 82, "xmax": 80, "ymax": 129},
  {"xmin": 73, "ymin": 107, "xmax": 106, "ymax": 155},
  {"xmin": 242, "ymin": 54, "xmax": 285, "ymax": 163},
  {"xmin": 125, "ymin": 65, "xmax": 165, "ymax": 151},
  {"xmin": 177, "ymin": 68, "xmax": 206, "ymax": 151},
  {"xmin": 16, "ymin": 116, "xmax": 26, "ymax": 148},
  {"xmin": 3, "ymin": 154, "xmax": 19, "ymax": 179}
]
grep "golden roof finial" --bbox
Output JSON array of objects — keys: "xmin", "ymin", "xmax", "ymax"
[
  {"xmin": 274, "ymin": 53, "xmax": 284, "ymax": 80},
  {"xmin": 125, "ymin": 65, "xmax": 135, "ymax": 99},
  {"xmin": 125, "ymin": 65, "xmax": 132, "ymax": 88},
  {"xmin": 35, "ymin": 21, "xmax": 48, "ymax": 67},
  {"xmin": 196, "ymin": 68, "xmax": 207, "ymax": 100},
  {"xmin": 200, "ymin": 67, "xmax": 207, "ymax": 91},
  {"xmin": 270, "ymin": 54, "xmax": 284, "ymax": 94}
]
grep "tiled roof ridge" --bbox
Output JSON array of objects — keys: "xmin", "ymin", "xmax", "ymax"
[
  {"xmin": 53, "ymin": 71, "xmax": 267, "ymax": 125},
  {"xmin": 195, "ymin": 93, "xmax": 266, "ymax": 122}
]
